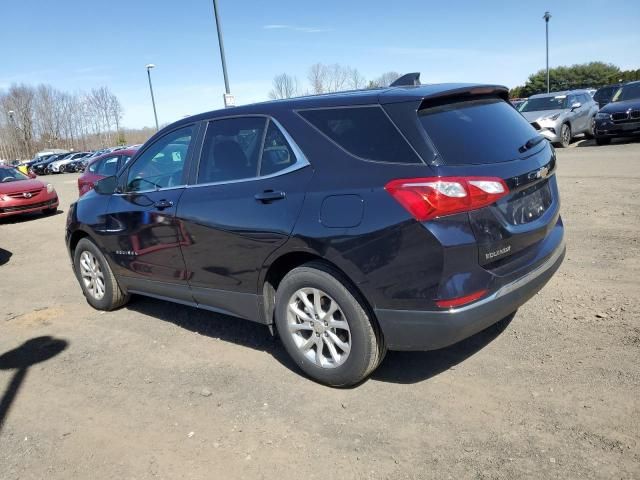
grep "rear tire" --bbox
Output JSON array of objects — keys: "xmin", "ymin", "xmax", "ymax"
[
  {"xmin": 595, "ymin": 136, "xmax": 611, "ymax": 146},
  {"xmin": 274, "ymin": 261, "xmax": 385, "ymax": 387},
  {"xmin": 73, "ymin": 238, "xmax": 129, "ymax": 311}
]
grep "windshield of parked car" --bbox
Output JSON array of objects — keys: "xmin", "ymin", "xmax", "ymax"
[
  {"xmin": 0, "ymin": 167, "xmax": 29, "ymax": 182},
  {"xmin": 612, "ymin": 83, "xmax": 640, "ymax": 102},
  {"xmin": 594, "ymin": 86, "xmax": 617, "ymax": 103},
  {"xmin": 519, "ymin": 95, "xmax": 569, "ymax": 112}
]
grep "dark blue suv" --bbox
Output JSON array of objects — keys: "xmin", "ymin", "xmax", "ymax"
[{"xmin": 66, "ymin": 83, "xmax": 565, "ymax": 386}]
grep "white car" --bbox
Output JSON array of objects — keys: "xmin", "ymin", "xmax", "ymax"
[{"xmin": 48, "ymin": 152, "xmax": 90, "ymax": 173}]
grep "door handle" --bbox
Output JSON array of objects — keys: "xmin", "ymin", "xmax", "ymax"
[
  {"xmin": 154, "ymin": 199, "xmax": 174, "ymax": 210},
  {"xmin": 254, "ymin": 190, "xmax": 286, "ymax": 203}
]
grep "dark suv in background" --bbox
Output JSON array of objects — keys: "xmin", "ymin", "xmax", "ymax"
[
  {"xmin": 66, "ymin": 82, "xmax": 565, "ymax": 386},
  {"xmin": 594, "ymin": 81, "xmax": 640, "ymax": 145}
]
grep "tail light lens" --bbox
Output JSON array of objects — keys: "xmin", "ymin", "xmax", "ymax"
[
  {"xmin": 385, "ymin": 176, "xmax": 509, "ymax": 221},
  {"xmin": 436, "ymin": 289, "xmax": 488, "ymax": 309}
]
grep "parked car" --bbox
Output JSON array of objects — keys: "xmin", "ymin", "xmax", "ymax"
[
  {"xmin": 66, "ymin": 82, "xmax": 565, "ymax": 386},
  {"xmin": 518, "ymin": 89, "xmax": 598, "ymax": 147},
  {"xmin": 594, "ymin": 81, "xmax": 640, "ymax": 145},
  {"xmin": 49, "ymin": 152, "xmax": 90, "ymax": 173},
  {"xmin": 0, "ymin": 165, "xmax": 59, "ymax": 218},
  {"xmin": 77, "ymin": 148, "xmax": 138, "ymax": 196},
  {"xmin": 510, "ymin": 98, "xmax": 526, "ymax": 109},
  {"xmin": 594, "ymin": 84, "xmax": 623, "ymax": 109},
  {"xmin": 32, "ymin": 153, "xmax": 68, "ymax": 175}
]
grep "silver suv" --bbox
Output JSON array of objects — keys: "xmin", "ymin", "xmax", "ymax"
[{"xmin": 518, "ymin": 90, "xmax": 598, "ymax": 147}]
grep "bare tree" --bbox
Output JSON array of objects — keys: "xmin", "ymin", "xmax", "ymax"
[
  {"xmin": 269, "ymin": 73, "xmax": 299, "ymax": 99},
  {"xmin": 348, "ymin": 67, "xmax": 366, "ymax": 89},
  {"xmin": 308, "ymin": 63, "xmax": 328, "ymax": 94},
  {"xmin": 369, "ymin": 71, "xmax": 401, "ymax": 88}
]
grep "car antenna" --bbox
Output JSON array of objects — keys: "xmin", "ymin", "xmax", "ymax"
[{"xmin": 390, "ymin": 72, "xmax": 421, "ymax": 87}]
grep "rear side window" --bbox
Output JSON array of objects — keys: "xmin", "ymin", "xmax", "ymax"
[
  {"xmin": 299, "ymin": 106, "xmax": 421, "ymax": 164},
  {"xmin": 418, "ymin": 97, "xmax": 539, "ymax": 165},
  {"xmin": 197, "ymin": 117, "xmax": 267, "ymax": 184},
  {"xmin": 260, "ymin": 120, "xmax": 297, "ymax": 176}
]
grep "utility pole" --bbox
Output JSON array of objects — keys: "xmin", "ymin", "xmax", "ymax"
[
  {"xmin": 543, "ymin": 11, "xmax": 552, "ymax": 93},
  {"xmin": 212, "ymin": 0, "xmax": 234, "ymax": 107},
  {"xmin": 145, "ymin": 64, "xmax": 159, "ymax": 130}
]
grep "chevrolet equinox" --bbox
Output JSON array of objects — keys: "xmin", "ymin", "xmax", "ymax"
[{"xmin": 66, "ymin": 82, "xmax": 565, "ymax": 386}]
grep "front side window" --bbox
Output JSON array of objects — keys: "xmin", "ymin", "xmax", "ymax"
[
  {"xmin": 197, "ymin": 117, "xmax": 267, "ymax": 184},
  {"xmin": 126, "ymin": 126, "xmax": 193, "ymax": 192},
  {"xmin": 299, "ymin": 106, "xmax": 421, "ymax": 164}
]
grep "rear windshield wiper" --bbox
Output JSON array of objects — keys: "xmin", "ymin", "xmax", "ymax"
[{"xmin": 519, "ymin": 135, "xmax": 545, "ymax": 153}]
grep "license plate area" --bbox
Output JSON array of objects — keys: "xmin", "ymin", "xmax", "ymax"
[{"xmin": 501, "ymin": 181, "xmax": 552, "ymax": 226}]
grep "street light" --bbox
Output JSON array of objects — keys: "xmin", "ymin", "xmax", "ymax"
[
  {"xmin": 543, "ymin": 11, "xmax": 552, "ymax": 93},
  {"xmin": 145, "ymin": 64, "xmax": 159, "ymax": 130},
  {"xmin": 212, "ymin": 0, "xmax": 234, "ymax": 107}
]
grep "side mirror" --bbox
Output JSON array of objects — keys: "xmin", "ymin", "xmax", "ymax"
[
  {"xmin": 28, "ymin": 171, "xmax": 37, "ymax": 179},
  {"xmin": 94, "ymin": 175, "xmax": 118, "ymax": 195},
  {"xmin": 571, "ymin": 102, "xmax": 582, "ymax": 111}
]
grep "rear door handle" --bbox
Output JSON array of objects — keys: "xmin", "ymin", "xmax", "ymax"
[
  {"xmin": 254, "ymin": 190, "xmax": 286, "ymax": 203},
  {"xmin": 154, "ymin": 199, "xmax": 174, "ymax": 210}
]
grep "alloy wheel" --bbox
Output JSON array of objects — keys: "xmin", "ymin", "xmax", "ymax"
[
  {"xmin": 79, "ymin": 250, "xmax": 106, "ymax": 300},
  {"xmin": 287, "ymin": 288, "xmax": 351, "ymax": 368}
]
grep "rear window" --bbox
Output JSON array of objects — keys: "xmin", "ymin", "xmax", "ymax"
[
  {"xmin": 418, "ymin": 97, "xmax": 539, "ymax": 165},
  {"xmin": 299, "ymin": 106, "xmax": 421, "ymax": 164}
]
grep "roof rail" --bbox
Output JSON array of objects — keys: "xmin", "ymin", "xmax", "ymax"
[{"xmin": 390, "ymin": 72, "xmax": 421, "ymax": 87}]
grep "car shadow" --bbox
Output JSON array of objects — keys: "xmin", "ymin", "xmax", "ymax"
[
  {"xmin": 0, "ymin": 336, "xmax": 69, "ymax": 432},
  {"xmin": 0, "ymin": 248, "xmax": 11, "ymax": 266},
  {"xmin": 125, "ymin": 296, "xmax": 299, "ymax": 371},
  {"xmin": 0, "ymin": 209, "xmax": 64, "ymax": 225},
  {"xmin": 576, "ymin": 137, "xmax": 639, "ymax": 147},
  {"xmin": 371, "ymin": 313, "xmax": 515, "ymax": 384},
  {"xmin": 126, "ymin": 296, "xmax": 515, "ymax": 387}
]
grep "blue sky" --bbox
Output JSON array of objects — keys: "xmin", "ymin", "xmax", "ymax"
[{"xmin": 1, "ymin": 0, "xmax": 638, "ymax": 128}]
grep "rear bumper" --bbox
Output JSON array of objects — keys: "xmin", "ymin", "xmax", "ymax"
[{"xmin": 375, "ymin": 241, "xmax": 565, "ymax": 351}]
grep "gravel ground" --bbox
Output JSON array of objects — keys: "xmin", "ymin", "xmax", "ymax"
[{"xmin": 1, "ymin": 138, "xmax": 639, "ymax": 479}]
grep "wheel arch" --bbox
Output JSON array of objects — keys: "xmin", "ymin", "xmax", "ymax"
[{"xmin": 260, "ymin": 249, "xmax": 374, "ymax": 328}]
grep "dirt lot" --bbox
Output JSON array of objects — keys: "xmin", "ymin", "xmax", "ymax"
[{"xmin": 1, "ymin": 139, "xmax": 639, "ymax": 479}]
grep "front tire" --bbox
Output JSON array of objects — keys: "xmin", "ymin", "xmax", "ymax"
[
  {"xmin": 73, "ymin": 238, "xmax": 129, "ymax": 311},
  {"xmin": 274, "ymin": 261, "xmax": 385, "ymax": 387},
  {"xmin": 555, "ymin": 123, "xmax": 572, "ymax": 148}
]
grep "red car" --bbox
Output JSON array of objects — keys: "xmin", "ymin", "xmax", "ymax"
[
  {"xmin": 78, "ymin": 148, "xmax": 138, "ymax": 196},
  {"xmin": 0, "ymin": 166, "xmax": 59, "ymax": 218}
]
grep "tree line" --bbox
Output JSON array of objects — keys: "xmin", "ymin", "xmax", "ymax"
[
  {"xmin": 269, "ymin": 63, "xmax": 401, "ymax": 99},
  {"xmin": 0, "ymin": 83, "xmax": 133, "ymax": 161},
  {"xmin": 510, "ymin": 62, "xmax": 640, "ymax": 98}
]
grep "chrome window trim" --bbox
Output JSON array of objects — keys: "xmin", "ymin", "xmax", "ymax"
[
  {"xmin": 113, "ymin": 184, "xmax": 187, "ymax": 196},
  {"xmin": 188, "ymin": 114, "xmax": 310, "ymax": 189}
]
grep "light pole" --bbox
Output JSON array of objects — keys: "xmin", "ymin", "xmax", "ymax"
[
  {"xmin": 543, "ymin": 11, "xmax": 551, "ymax": 93},
  {"xmin": 145, "ymin": 64, "xmax": 159, "ymax": 130},
  {"xmin": 7, "ymin": 110, "xmax": 19, "ymax": 160},
  {"xmin": 212, "ymin": 0, "xmax": 234, "ymax": 107}
]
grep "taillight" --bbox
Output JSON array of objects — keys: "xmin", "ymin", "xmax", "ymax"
[{"xmin": 384, "ymin": 176, "xmax": 509, "ymax": 221}]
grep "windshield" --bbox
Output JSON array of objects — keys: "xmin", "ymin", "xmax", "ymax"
[
  {"xmin": 594, "ymin": 86, "xmax": 617, "ymax": 103},
  {"xmin": 519, "ymin": 95, "xmax": 569, "ymax": 112},
  {"xmin": 612, "ymin": 83, "xmax": 640, "ymax": 102},
  {"xmin": 0, "ymin": 167, "xmax": 29, "ymax": 182}
]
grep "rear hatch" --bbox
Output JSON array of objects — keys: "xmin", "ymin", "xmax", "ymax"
[{"xmin": 415, "ymin": 94, "xmax": 560, "ymax": 270}]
